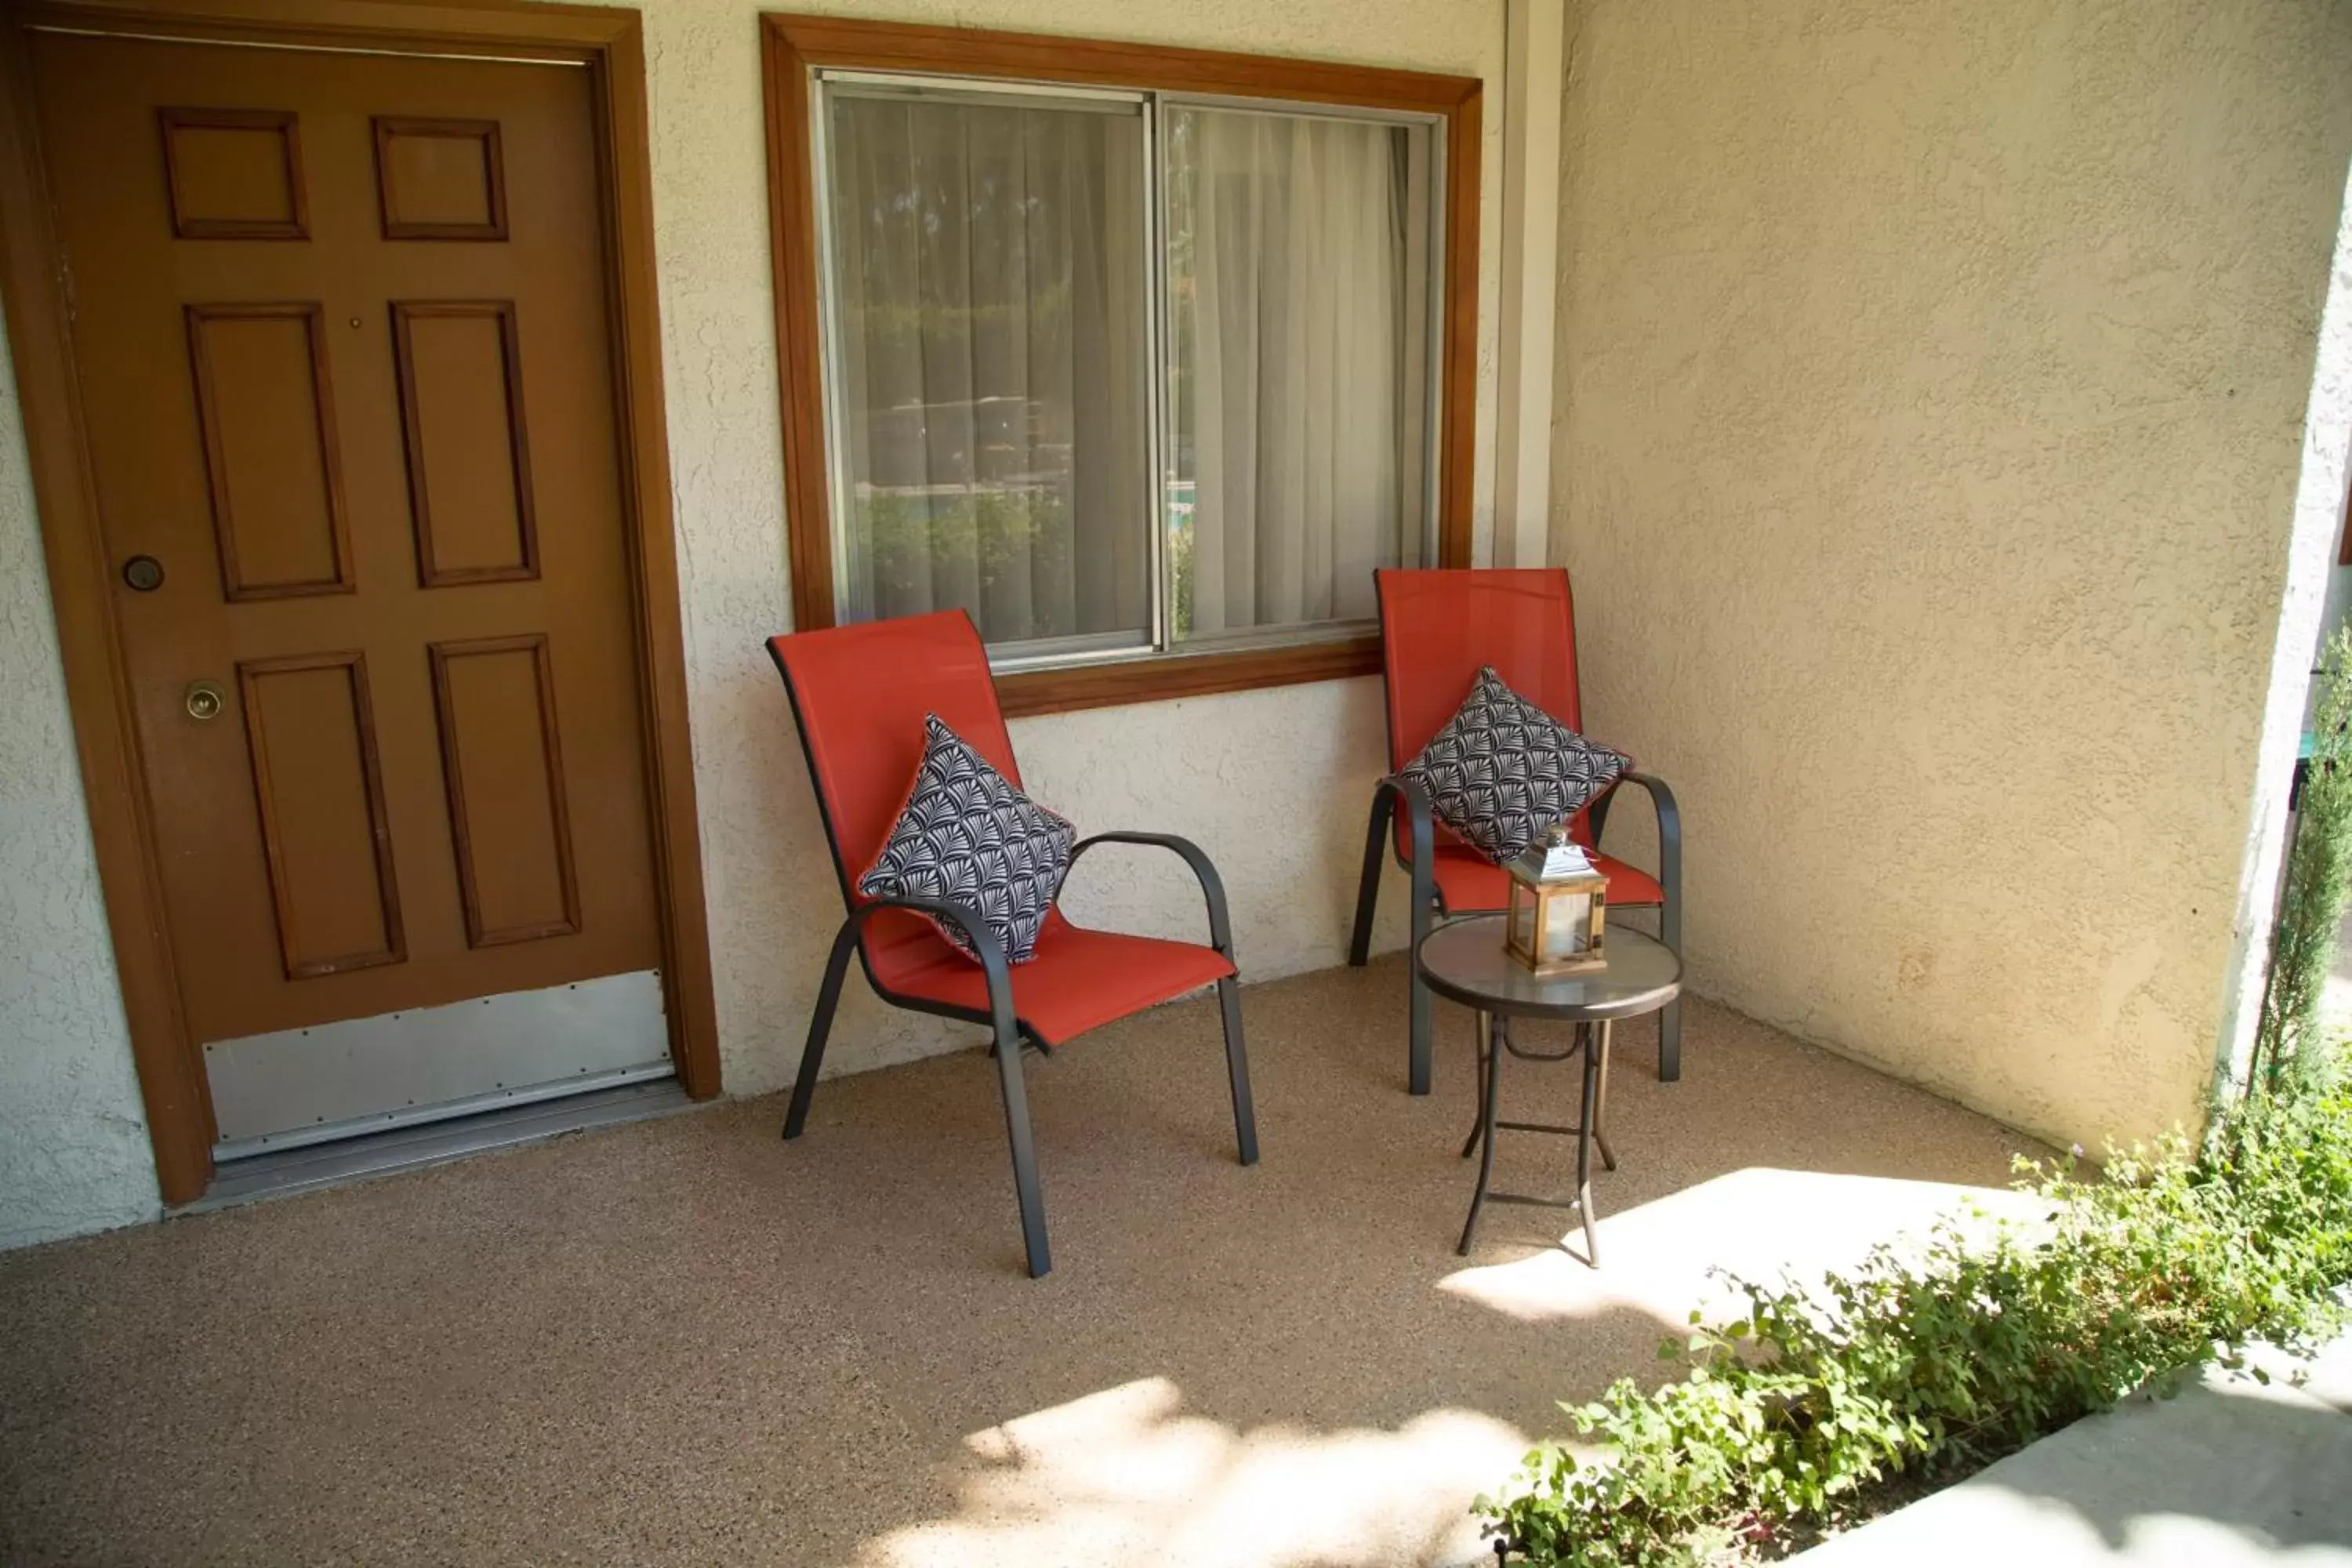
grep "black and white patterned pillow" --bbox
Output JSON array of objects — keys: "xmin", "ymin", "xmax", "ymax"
[
  {"xmin": 857, "ymin": 715, "xmax": 1076, "ymax": 965},
  {"xmin": 1399, "ymin": 666, "xmax": 1631, "ymax": 865}
]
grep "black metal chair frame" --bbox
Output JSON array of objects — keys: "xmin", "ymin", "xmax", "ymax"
[
  {"xmin": 771, "ymin": 648, "xmax": 1257, "ymax": 1279},
  {"xmin": 1347, "ymin": 771, "xmax": 1682, "ymax": 1096}
]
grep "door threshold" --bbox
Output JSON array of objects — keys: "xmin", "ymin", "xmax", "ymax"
[{"xmin": 183, "ymin": 1076, "xmax": 701, "ymax": 1215}]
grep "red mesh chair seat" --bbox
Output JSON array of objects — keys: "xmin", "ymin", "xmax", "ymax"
[
  {"xmin": 870, "ymin": 916, "xmax": 1237, "ymax": 1049},
  {"xmin": 768, "ymin": 609, "xmax": 1258, "ymax": 1279}
]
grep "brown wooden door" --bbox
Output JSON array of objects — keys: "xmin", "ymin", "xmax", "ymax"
[{"xmin": 29, "ymin": 32, "xmax": 661, "ymax": 1048}]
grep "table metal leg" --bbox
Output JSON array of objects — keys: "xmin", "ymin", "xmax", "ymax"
[
  {"xmin": 1453, "ymin": 1014, "xmax": 1622, "ymax": 1266},
  {"xmin": 1461, "ymin": 1010, "xmax": 1494, "ymax": 1160},
  {"xmin": 1457, "ymin": 1012, "xmax": 1505, "ymax": 1254}
]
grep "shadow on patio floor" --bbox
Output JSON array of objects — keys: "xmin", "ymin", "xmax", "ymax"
[{"xmin": 0, "ymin": 956, "xmax": 2039, "ymax": 1566}]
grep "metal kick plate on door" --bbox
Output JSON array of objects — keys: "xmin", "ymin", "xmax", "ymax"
[{"xmin": 203, "ymin": 968, "xmax": 671, "ymax": 1152}]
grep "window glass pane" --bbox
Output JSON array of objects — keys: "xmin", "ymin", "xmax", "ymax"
[
  {"xmin": 1164, "ymin": 106, "xmax": 1434, "ymax": 644},
  {"xmin": 823, "ymin": 90, "xmax": 1151, "ymax": 653}
]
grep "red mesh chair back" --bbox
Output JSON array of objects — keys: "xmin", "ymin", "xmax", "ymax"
[
  {"xmin": 1375, "ymin": 567, "xmax": 1582, "ymax": 758},
  {"xmin": 1374, "ymin": 567, "xmax": 1589, "ymax": 844},
  {"xmin": 768, "ymin": 609, "xmax": 1026, "ymax": 978}
]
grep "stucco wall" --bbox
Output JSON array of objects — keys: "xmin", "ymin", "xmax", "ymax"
[
  {"xmin": 0, "ymin": 0, "xmax": 1499, "ymax": 1245},
  {"xmin": 1552, "ymin": 0, "xmax": 2352, "ymax": 1150},
  {"xmin": 0, "ymin": 314, "xmax": 160, "ymax": 1251}
]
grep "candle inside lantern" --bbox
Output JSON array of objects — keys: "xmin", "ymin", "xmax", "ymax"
[
  {"xmin": 1541, "ymin": 891, "xmax": 1593, "ymax": 959},
  {"xmin": 1503, "ymin": 826, "xmax": 1609, "ymax": 976}
]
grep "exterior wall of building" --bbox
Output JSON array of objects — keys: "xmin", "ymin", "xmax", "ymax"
[
  {"xmin": 1549, "ymin": 0, "xmax": 2352, "ymax": 1150},
  {"xmin": 23, "ymin": 0, "xmax": 2350, "ymax": 1244},
  {"xmin": 0, "ymin": 314, "xmax": 161, "ymax": 1251},
  {"xmin": 0, "ymin": 0, "xmax": 1502, "ymax": 1246}
]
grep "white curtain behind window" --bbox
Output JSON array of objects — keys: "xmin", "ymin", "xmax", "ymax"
[
  {"xmin": 1169, "ymin": 107, "xmax": 1432, "ymax": 639},
  {"xmin": 828, "ymin": 93, "xmax": 1149, "ymax": 648}
]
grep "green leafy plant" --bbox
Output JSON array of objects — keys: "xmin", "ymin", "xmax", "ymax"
[
  {"xmin": 2255, "ymin": 623, "xmax": 2352, "ymax": 1091},
  {"xmin": 854, "ymin": 486, "xmax": 1073, "ymax": 622},
  {"xmin": 1477, "ymin": 1053, "xmax": 2352, "ymax": 1566}
]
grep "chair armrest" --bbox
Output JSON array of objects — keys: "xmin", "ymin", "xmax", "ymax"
[
  {"xmin": 847, "ymin": 893, "xmax": 1015, "ymax": 1038},
  {"xmin": 1373, "ymin": 774, "xmax": 1437, "ymax": 878},
  {"xmin": 1349, "ymin": 774, "xmax": 1439, "ymax": 971},
  {"xmin": 1600, "ymin": 771, "xmax": 1681, "ymax": 899},
  {"xmin": 1069, "ymin": 831, "xmax": 1236, "ymax": 960}
]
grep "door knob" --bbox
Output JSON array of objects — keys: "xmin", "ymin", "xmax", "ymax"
[
  {"xmin": 122, "ymin": 555, "xmax": 165, "ymax": 592},
  {"xmin": 183, "ymin": 680, "xmax": 226, "ymax": 721}
]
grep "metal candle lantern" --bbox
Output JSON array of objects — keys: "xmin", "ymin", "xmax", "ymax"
[{"xmin": 1503, "ymin": 826, "xmax": 1608, "ymax": 976}]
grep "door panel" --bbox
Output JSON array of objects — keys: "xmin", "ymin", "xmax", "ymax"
[
  {"xmin": 429, "ymin": 634, "xmax": 581, "ymax": 948},
  {"xmin": 390, "ymin": 299, "xmax": 539, "ymax": 584},
  {"xmin": 31, "ymin": 33, "xmax": 662, "ymax": 1046},
  {"xmin": 237, "ymin": 651, "xmax": 405, "ymax": 977},
  {"xmin": 158, "ymin": 107, "xmax": 309, "ymax": 240},
  {"xmin": 373, "ymin": 116, "xmax": 508, "ymax": 241},
  {"xmin": 185, "ymin": 301, "xmax": 354, "ymax": 597}
]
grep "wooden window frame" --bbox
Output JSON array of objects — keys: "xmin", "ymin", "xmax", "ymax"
[
  {"xmin": 0, "ymin": 0, "xmax": 722, "ymax": 1207},
  {"xmin": 760, "ymin": 13, "xmax": 1481, "ymax": 717}
]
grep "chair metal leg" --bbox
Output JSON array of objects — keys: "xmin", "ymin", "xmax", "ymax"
[
  {"xmin": 992, "ymin": 1018, "xmax": 1051, "ymax": 1279},
  {"xmin": 1594, "ymin": 1021, "xmax": 1618, "ymax": 1173},
  {"xmin": 1217, "ymin": 976, "xmax": 1258, "ymax": 1166},
  {"xmin": 1577, "ymin": 1022, "xmax": 1605, "ymax": 1265},
  {"xmin": 1593, "ymin": 770, "xmax": 1682, "ymax": 1083},
  {"xmin": 1347, "ymin": 779, "xmax": 1437, "ymax": 1095},
  {"xmin": 793, "ymin": 896, "xmax": 1049, "ymax": 1277},
  {"xmin": 1348, "ymin": 789, "xmax": 1392, "ymax": 968},
  {"xmin": 1406, "ymin": 873, "xmax": 1435, "ymax": 1096},
  {"xmin": 1657, "ymin": 816, "xmax": 1684, "ymax": 1082},
  {"xmin": 783, "ymin": 916, "xmax": 862, "ymax": 1140}
]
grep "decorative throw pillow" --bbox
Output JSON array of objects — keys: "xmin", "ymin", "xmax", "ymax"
[
  {"xmin": 1398, "ymin": 666, "xmax": 1632, "ymax": 865},
  {"xmin": 857, "ymin": 715, "xmax": 1077, "ymax": 965}
]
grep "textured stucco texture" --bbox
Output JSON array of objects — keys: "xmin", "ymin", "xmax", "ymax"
[
  {"xmin": 0, "ymin": 0, "xmax": 1502, "ymax": 1245},
  {"xmin": 0, "ymin": 314, "xmax": 160, "ymax": 1251},
  {"xmin": 1552, "ymin": 0, "xmax": 2352, "ymax": 1151}
]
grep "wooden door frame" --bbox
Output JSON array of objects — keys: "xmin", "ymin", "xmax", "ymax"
[{"xmin": 0, "ymin": 0, "xmax": 721, "ymax": 1207}]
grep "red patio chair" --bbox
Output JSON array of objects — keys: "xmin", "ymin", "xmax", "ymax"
[
  {"xmin": 768, "ymin": 609, "xmax": 1258, "ymax": 1279},
  {"xmin": 1347, "ymin": 568, "xmax": 1682, "ymax": 1094}
]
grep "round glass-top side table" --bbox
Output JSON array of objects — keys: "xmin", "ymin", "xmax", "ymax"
[{"xmin": 1415, "ymin": 916, "xmax": 1682, "ymax": 1264}]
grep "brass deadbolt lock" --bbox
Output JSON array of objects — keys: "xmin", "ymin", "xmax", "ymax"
[{"xmin": 183, "ymin": 680, "xmax": 226, "ymax": 721}]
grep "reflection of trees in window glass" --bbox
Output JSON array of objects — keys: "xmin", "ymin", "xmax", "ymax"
[
  {"xmin": 825, "ymin": 94, "xmax": 1149, "ymax": 651},
  {"xmin": 852, "ymin": 487, "xmax": 1073, "ymax": 613}
]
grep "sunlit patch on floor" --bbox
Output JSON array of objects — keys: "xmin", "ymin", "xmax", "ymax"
[
  {"xmin": 1440, "ymin": 1167, "xmax": 2036, "ymax": 1327},
  {"xmin": 866, "ymin": 1376, "xmax": 1525, "ymax": 1568}
]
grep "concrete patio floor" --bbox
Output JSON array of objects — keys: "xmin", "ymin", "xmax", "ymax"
[{"xmin": 0, "ymin": 954, "xmax": 2036, "ymax": 1566}]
